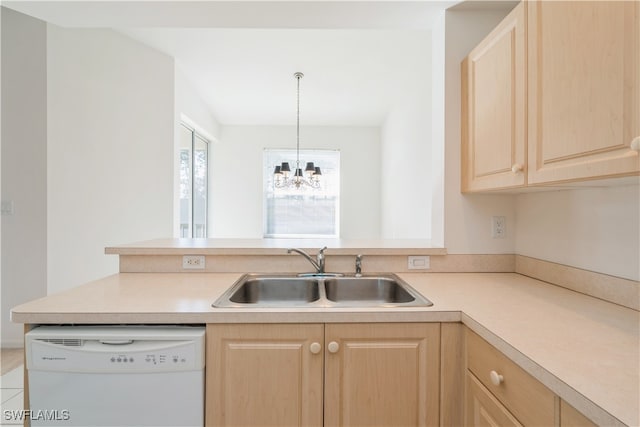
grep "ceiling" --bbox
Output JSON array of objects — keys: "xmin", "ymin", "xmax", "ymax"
[
  {"xmin": 120, "ymin": 27, "xmax": 433, "ymax": 126},
  {"xmin": 4, "ymin": 1, "xmax": 470, "ymax": 126}
]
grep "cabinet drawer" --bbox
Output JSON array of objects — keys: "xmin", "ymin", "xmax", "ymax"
[
  {"xmin": 466, "ymin": 371, "xmax": 523, "ymax": 427},
  {"xmin": 466, "ymin": 329, "xmax": 555, "ymax": 426}
]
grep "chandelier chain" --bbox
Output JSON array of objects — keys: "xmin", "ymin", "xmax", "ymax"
[
  {"xmin": 296, "ymin": 73, "xmax": 301, "ymax": 170},
  {"xmin": 273, "ymin": 71, "xmax": 321, "ymax": 190}
]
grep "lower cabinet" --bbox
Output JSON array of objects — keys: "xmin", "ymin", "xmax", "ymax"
[
  {"xmin": 205, "ymin": 323, "xmax": 601, "ymax": 427},
  {"xmin": 465, "ymin": 328, "xmax": 555, "ymax": 426},
  {"xmin": 466, "ymin": 371, "xmax": 522, "ymax": 427},
  {"xmin": 324, "ymin": 323, "xmax": 441, "ymax": 426},
  {"xmin": 206, "ymin": 323, "xmax": 441, "ymax": 427},
  {"xmin": 464, "ymin": 329, "xmax": 602, "ymax": 427},
  {"xmin": 205, "ymin": 323, "xmax": 324, "ymax": 426},
  {"xmin": 560, "ymin": 400, "xmax": 598, "ymax": 427}
]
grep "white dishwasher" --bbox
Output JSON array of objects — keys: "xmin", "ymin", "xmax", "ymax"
[{"xmin": 25, "ymin": 325, "xmax": 205, "ymax": 427}]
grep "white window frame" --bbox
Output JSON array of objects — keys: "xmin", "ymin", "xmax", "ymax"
[
  {"xmin": 179, "ymin": 123, "xmax": 209, "ymax": 238},
  {"xmin": 263, "ymin": 149, "xmax": 340, "ymax": 238}
]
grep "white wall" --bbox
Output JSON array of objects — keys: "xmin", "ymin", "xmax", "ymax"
[
  {"xmin": 174, "ymin": 65, "xmax": 221, "ymax": 237},
  {"xmin": 47, "ymin": 26, "xmax": 175, "ymax": 294},
  {"xmin": 210, "ymin": 126, "xmax": 381, "ymax": 239},
  {"xmin": 381, "ymin": 100, "xmax": 432, "ymax": 239},
  {"xmin": 443, "ymin": 9, "xmax": 517, "ymax": 254},
  {"xmin": 380, "ymin": 33, "xmax": 432, "ymax": 240},
  {"xmin": 516, "ymin": 186, "xmax": 640, "ymax": 281},
  {"xmin": 1, "ymin": 8, "xmax": 47, "ymax": 347},
  {"xmin": 430, "ymin": 11, "xmax": 446, "ymax": 248}
]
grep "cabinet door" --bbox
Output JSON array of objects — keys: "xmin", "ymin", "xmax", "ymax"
[
  {"xmin": 324, "ymin": 323, "xmax": 440, "ymax": 427},
  {"xmin": 466, "ymin": 372, "xmax": 523, "ymax": 427},
  {"xmin": 206, "ymin": 324, "xmax": 323, "ymax": 427},
  {"xmin": 462, "ymin": 2, "xmax": 526, "ymax": 192},
  {"xmin": 560, "ymin": 400, "xmax": 597, "ymax": 427},
  {"xmin": 527, "ymin": 1, "xmax": 640, "ymax": 184}
]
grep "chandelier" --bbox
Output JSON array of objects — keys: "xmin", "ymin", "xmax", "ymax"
[{"xmin": 273, "ymin": 72, "xmax": 321, "ymax": 189}]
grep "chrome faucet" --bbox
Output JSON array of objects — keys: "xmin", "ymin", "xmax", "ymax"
[
  {"xmin": 355, "ymin": 254, "xmax": 363, "ymax": 277},
  {"xmin": 287, "ymin": 246, "xmax": 327, "ymax": 274}
]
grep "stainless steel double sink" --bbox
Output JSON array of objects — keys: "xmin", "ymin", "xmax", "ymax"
[{"xmin": 212, "ymin": 274, "xmax": 433, "ymax": 308}]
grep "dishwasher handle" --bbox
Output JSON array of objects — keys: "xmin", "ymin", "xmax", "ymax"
[{"xmin": 99, "ymin": 340, "xmax": 135, "ymax": 345}]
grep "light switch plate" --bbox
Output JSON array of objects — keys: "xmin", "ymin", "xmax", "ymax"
[{"xmin": 408, "ymin": 256, "xmax": 430, "ymax": 270}]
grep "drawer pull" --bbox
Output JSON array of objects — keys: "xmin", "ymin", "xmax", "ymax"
[
  {"xmin": 310, "ymin": 342, "xmax": 321, "ymax": 354},
  {"xmin": 490, "ymin": 370, "xmax": 504, "ymax": 386},
  {"xmin": 631, "ymin": 136, "xmax": 640, "ymax": 151},
  {"xmin": 511, "ymin": 163, "xmax": 524, "ymax": 173},
  {"xmin": 328, "ymin": 341, "xmax": 340, "ymax": 353}
]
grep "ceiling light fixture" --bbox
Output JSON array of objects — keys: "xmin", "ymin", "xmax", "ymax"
[{"xmin": 273, "ymin": 72, "xmax": 321, "ymax": 189}]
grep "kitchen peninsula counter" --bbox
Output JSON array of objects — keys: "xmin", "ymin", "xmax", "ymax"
[
  {"xmin": 11, "ymin": 272, "xmax": 639, "ymax": 427},
  {"xmin": 105, "ymin": 238, "xmax": 448, "ymax": 256}
]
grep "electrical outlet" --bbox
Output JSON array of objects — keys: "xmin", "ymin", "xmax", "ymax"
[
  {"xmin": 408, "ymin": 256, "xmax": 430, "ymax": 270},
  {"xmin": 1, "ymin": 200, "xmax": 14, "ymax": 216},
  {"xmin": 492, "ymin": 216, "xmax": 506, "ymax": 238},
  {"xmin": 182, "ymin": 255, "xmax": 205, "ymax": 270}
]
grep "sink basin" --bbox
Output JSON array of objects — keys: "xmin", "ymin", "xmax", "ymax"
[
  {"xmin": 214, "ymin": 276, "xmax": 320, "ymax": 307},
  {"xmin": 324, "ymin": 277, "xmax": 416, "ymax": 304},
  {"xmin": 213, "ymin": 274, "xmax": 432, "ymax": 308}
]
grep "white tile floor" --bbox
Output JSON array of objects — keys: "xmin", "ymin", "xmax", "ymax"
[{"xmin": 0, "ymin": 366, "xmax": 24, "ymax": 426}]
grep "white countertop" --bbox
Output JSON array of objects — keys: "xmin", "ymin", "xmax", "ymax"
[
  {"xmin": 104, "ymin": 238, "xmax": 447, "ymax": 256},
  {"xmin": 11, "ymin": 272, "xmax": 639, "ymax": 426}
]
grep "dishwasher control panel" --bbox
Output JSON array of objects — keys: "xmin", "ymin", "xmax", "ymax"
[
  {"xmin": 25, "ymin": 326, "xmax": 205, "ymax": 373},
  {"xmin": 108, "ymin": 348, "xmax": 191, "ymax": 366}
]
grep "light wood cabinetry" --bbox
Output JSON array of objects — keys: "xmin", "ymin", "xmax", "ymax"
[
  {"xmin": 462, "ymin": 2, "xmax": 526, "ymax": 192},
  {"xmin": 462, "ymin": 1, "xmax": 640, "ymax": 192},
  {"xmin": 560, "ymin": 400, "xmax": 598, "ymax": 427},
  {"xmin": 466, "ymin": 372, "xmax": 523, "ymax": 427},
  {"xmin": 206, "ymin": 323, "xmax": 440, "ymax": 427},
  {"xmin": 324, "ymin": 323, "xmax": 441, "ymax": 427},
  {"xmin": 206, "ymin": 324, "xmax": 324, "ymax": 427},
  {"xmin": 527, "ymin": 1, "xmax": 640, "ymax": 184},
  {"xmin": 465, "ymin": 328, "xmax": 555, "ymax": 426}
]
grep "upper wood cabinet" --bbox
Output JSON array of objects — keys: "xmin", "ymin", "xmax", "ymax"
[
  {"xmin": 462, "ymin": 2, "xmax": 526, "ymax": 192},
  {"xmin": 527, "ymin": 1, "xmax": 640, "ymax": 184},
  {"xmin": 462, "ymin": 1, "xmax": 640, "ymax": 192}
]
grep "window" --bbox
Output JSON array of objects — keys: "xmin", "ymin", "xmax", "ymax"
[
  {"xmin": 179, "ymin": 123, "xmax": 209, "ymax": 238},
  {"xmin": 264, "ymin": 149, "xmax": 340, "ymax": 238}
]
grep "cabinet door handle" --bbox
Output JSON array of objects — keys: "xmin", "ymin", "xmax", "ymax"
[
  {"xmin": 511, "ymin": 163, "xmax": 524, "ymax": 173},
  {"xmin": 631, "ymin": 136, "xmax": 640, "ymax": 151},
  {"xmin": 309, "ymin": 342, "xmax": 322, "ymax": 354},
  {"xmin": 328, "ymin": 341, "xmax": 340, "ymax": 353},
  {"xmin": 490, "ymin": 370, "xmax": 504, "ymax": 386}
]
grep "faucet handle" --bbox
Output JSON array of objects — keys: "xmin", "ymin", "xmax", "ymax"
[
  {"xmin": 318, "ymin": 246, "xmax": 328, "ymax": 255},
  {"xmin": 355, "ymin": 254, "xmax": 363, "ymax": 277}
]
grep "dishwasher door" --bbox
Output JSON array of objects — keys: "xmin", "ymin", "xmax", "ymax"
[{"xmin": 25, "ymin": 326, "xmax": 205, "ymax": 427}]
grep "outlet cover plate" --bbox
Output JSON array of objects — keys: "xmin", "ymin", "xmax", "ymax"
[
  {"xmin": 182, "ymin": 255, "xmax": 205, "ymax": 270},
  {"xmin": 492, "ymin": 216, "xmax": 506, "ymax": 238},
  {"xmin": 408, "ymin": 256, "xmax": 430, "ymax": 270}
]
